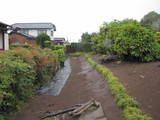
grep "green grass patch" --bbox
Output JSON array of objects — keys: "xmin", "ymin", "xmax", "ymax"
[
  {"xmin": 85, "ymin": 54, "xmax": 152, "ymax": 120},
  {"xmin": 68, "ymin": 52, "xmax": 84, "ymax": 57}
]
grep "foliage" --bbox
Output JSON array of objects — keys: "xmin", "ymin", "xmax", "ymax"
[
  {"xmin": 36, "ymin": 33, "xmax": 51, "ymax": 48},
  {"xmin": 50, "ymin": 45, "xmax": 65, "ymax": 62},
  {"xmin": 85, "ymin": 54, "xmax": 152, "ymax": 120},
  {"xmin": 86, "ymin": 19, "xmax": 160, "ymax": 62},
  {"xmin": 155, "ymin": 32, "xmax": 160, "ymax": 44},
  {"xmin": 44, "ymin": 40, "xmax": 52, "ymax": 48},
  {"xmin": 50, "ymin": 45, "xmax": 64, "ymax": 51},
  {"xmin": 80, "ymin": 32, "xmax": 92, "ymax": 52},
  {"xmin": 69, "ymin": 52, "xmax": 83, "ymax": 57},
  {"xmin": 81, "ymin": 32, "xmax": 92, "ymax": 43},
  {"xmin": 123, "ymin": 107, "xmax": 152, "ymax": 120},
  {"xmin": 11, "ymin": 44, "xmax": 31, "ymax": 48},
  {"xmin": 141, "ymin": 11, "xmax": 160, "ymax": 31},
  {"xmin": 110, "ymin": 20, "xmax": 160, "ymax": 62},
  {"xmin": 91, "ymin": 32, "xmax": 108, "ymax": 54},
  {"xmin": 0, "ymin": 46, "xmax": 63, "ymax": 119},
  {"xmin": 42, "ymin": 42, "xmax": 65, "ymax": 62}
]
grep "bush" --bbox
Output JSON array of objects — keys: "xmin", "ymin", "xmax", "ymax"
[
  {"xmin": 44, "ymin": 41, "xmax": 52, "ymax": 48},
  {"xmin": 0, "ymin": 52, "xmax": 35, "ymax": 114},
  {"xmin": 111, "ymin": 22, "xmax": 159, "ymax": 62},
  {"xmin": 50, "ymin": 45, "xmax": 64, "ymax": 50},
  {"xmin": 0, "ymin": 46, "xmax": 62, "ymax": 118},
  {"xmin": 88, "ymin": 19, "xmax": 160, "ymax": 62},
  {"xmin": 50, "ymin": 45, "xmax": 65, "ymax": 62},
  {"xmin": 11, "ymin": 44, "xmax": 31, "ymax": 48},
  {"xmin": 36, "ymin": 33, "xmax": 50, "ymax": 48}
]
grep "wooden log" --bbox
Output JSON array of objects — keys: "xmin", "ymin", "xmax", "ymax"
[
  {"xmin": 40, "ymin": 105, "xmax": 81, "ymax": 119},
  {"xmin": 71, "ymin": 99, "xmax": 100, "ymax": 116}
]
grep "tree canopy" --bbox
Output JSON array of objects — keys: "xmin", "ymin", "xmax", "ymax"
[
  {"xmin": 36, "ymin": 33, "xmax": 51, "ymax": 48},
  {"xmin": 141, "ymin": 11, "xmax": 160, "ymax": 31}
]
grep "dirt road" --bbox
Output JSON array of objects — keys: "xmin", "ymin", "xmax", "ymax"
[
  {"xmin": 104, "ymin": 61, "xmax": 160, "ymax": 120},
  {"xmin": 11, "ymin": 56, "xmax": 122, "ymax": 120}
]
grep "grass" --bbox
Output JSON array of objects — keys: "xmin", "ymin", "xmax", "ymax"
[
  {"xmin": 85, "ymin": 54, "xmax": 152, "ymax": 120},
  {"xmin": 68, "ymin": 52, "xmax": 84, "ymax": 57}
]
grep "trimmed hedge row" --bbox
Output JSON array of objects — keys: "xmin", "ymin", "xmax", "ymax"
[{"xmin": 85, "ymin": 54, "xmax": 152, "ymax": 120}]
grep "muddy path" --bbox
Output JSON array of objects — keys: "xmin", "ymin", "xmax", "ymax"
[{"xmin": 11, "ymin": 56, "xmax": 122, "ymax": 120}]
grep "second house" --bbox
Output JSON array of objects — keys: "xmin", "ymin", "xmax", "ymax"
[{"xmin": 10, "ymin": 23, "xmax": 56, "ymax": 45}]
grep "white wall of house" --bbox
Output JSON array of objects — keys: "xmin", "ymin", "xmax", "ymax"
[
  {"xmin": 47, "ymin": 29, "xmax": 54, "ymax": 40},
  {"xmin": 19, "ymin": 29, "xmax": 54, "ymax": 40},
  {"xmin": 0, "ymin": 33, "xmax": 3, "ymax": 49},
  {"xmin": 28, "ymin": 29, "xmax": 38, "ymax": 37},
  {"xmin": 4, "ymin": 33, "xmax": 9, "ymax": 50},
  {"xmin": 0, "ymin": 33, "xmax": 9, "ymax": 50}
]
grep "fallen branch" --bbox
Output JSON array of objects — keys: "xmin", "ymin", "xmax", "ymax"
[
  {"xmin": 40, "ymin": 99, "xmax": 99, "ymax": 119},
  {"xmin": 40, "ymin": 105, "xmax": 81, "ymax": 119},
  {"xmin": 71, "ymin": 99, "xmax": 99, "ymax": 116}
]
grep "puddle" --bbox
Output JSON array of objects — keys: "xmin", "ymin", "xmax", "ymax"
[{"xmin": 38, "ymin": 58, "xmax": 71, "ymax": 96}]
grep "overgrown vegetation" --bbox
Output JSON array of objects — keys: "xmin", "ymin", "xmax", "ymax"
[
  {"xmin": 0, "ymin": 43, "xmax": 65, "ymax": 119},
  {"xmin": 80, "ymin": 11, "xmax": 160, "ymax": 62},
  {"xmin": 36, "ymin": 33, "xmax": 51, "ymax": 48},
  {"xmin": 85, "ymin": 54, "xmax": 152, "ymax": 120}
]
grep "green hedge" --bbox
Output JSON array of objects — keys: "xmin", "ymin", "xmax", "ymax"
[
  {"xmin": 11, "ymin": 44, "xmax": 31, "ymax": 48},
  {"xmin": 85, "ymin": 54, "xmax": 152, "ymax": 120}
]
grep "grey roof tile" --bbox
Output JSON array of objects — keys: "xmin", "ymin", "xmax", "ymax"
[{"xmin": 12, "ymin": 23, "xmax": 56, "ymax": 31}]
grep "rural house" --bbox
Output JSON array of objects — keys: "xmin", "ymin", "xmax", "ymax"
[
  {"xmin": 12, "ymin": 23, "xmax": 56, "ymax": 40},
  {"xmin": 0, "ymin": 22, "xmax": 11, "ymax": 50},
  {"xmin": 9, "ymin": 31, "xmax": 36, "ymax": 45},
  {"xmin": 54, "ymin": 37, "xmax": 69, "ymax": 46}
]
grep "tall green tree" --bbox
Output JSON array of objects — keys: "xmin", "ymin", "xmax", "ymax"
[
  {"xmin": 36, "ymin": 33, "xmax": 51, "ymax": 48},
  {"xmin": 81, "ymin": 32, "xmax": 92, "ymax": 43},
  {"xmin": 80, "ymin": 32, "xmax": 92, "ymax": 52},
  {"xmin": 141, "ymin": 11, "xmax": 160, "ymax": 31}
]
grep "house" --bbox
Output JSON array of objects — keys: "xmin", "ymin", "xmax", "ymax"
[
  {"xmin": 12, "ymin": 23, "xmax": 56, "ymax": 40},
  {"xmin": 54, "ymin": 37, "xmax": 65, "ymax": 45},
  {"xmin": 0, "ymin": 22, "xmax": 11, "ymax": 50},
  {"xmin": 54, "ymin": 37, "xmax": 70, "ymax": 46},
  {"xmin": 9, "ymin": 31, "xmax": 36, "ymax": 45}
]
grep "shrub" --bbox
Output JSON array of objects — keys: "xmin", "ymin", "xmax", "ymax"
[
  {"xmin": 36, "ymin": 33, "xmax": 50, "ymax": 48},
  {"xmin": 88, "ymin": 19, "xmax": 160, "ymax": 62},
  {"xmin": 0, "ymin": 46, "xmax": 62, "ymax": 118},
  {"xmin": 111, "ymin": 22, "xmax": 160, "ymax": 62},
  {"xmin": 0, "ymin": 53, "xmax": 35, "ymax": 113},
  {"xmin": 44, "ymin": 41, "xmax": 52, "ymax": 48},
  {"xmin": 50, "ymin": 45, "xmax": 64, "ymax": 51},
  {"xmin": 11, "ymin": 44, "xmax": 31, "ymax": 48}
]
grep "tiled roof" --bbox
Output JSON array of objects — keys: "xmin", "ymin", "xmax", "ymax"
[
  {"xmin": 10, "ymin": 31, "xmax": 35, "ymax": 39},
  {"xmin": 54, "ymin": 37, "xmax": 65, "ymax": 41},
  {"xmin": 0, "ymin": 22, "xmax": 9, "ymax": 26},
  {"xmin": 12, "ymin": 23, "xmax": 56, "ymax": 31}
]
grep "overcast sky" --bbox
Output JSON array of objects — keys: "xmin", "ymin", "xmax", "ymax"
[{"xmin": 0, "ymin": 0, "xmax": 160, "ymax": 42}]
